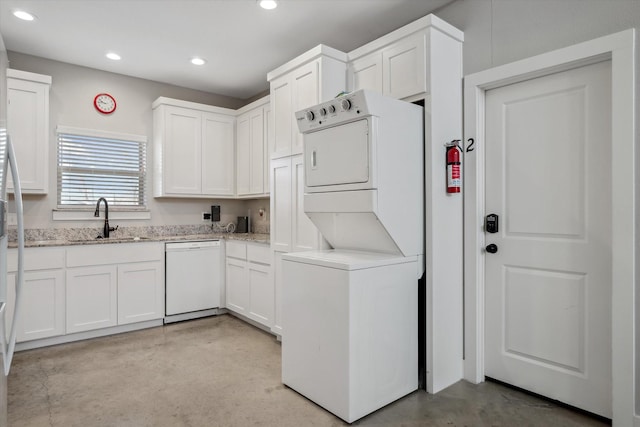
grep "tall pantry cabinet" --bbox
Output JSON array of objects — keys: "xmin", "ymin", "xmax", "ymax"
[
  {"xmin": 267, "ymin": 45, "xmax": 347, "ymax": 336},
  {"xmin": 347, "ymin": 15, "xmax": 464, "ymax": 394}
]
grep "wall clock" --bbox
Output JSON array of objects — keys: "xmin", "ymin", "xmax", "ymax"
[{"xmin": 94, "ymin": 93, "xmax": 117, "ymax": 114}]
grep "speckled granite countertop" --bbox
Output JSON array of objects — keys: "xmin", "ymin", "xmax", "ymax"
[
  {"xmin": 7, "ymin": 225, "xmax": 269, "ymax": 248},
  {"xmin": 15, "ymin": 233, "xmax": 269, "ymax": 248}
]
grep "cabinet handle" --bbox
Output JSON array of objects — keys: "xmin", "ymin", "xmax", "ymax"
[{"xmin": 311, "ymin": 150, "xmax": 317, "ymax": 169}]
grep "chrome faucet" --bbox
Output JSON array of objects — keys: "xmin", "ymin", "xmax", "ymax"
[{"xmin": 94, "ymin": 197, "xmax": 117, "ymax": 238}]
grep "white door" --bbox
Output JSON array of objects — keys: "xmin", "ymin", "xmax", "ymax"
[{"xmin": 484, "ymin": 60, "xmax": 612, "ymax": 417}]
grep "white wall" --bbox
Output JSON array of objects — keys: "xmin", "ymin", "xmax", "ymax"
[
  {"xmin": 6, "ymin": 52, "xmax": 263, "ymax": 230},
  {"xmin": 435, "ymin": 0, "xmax": 640, "ymax": 419}
]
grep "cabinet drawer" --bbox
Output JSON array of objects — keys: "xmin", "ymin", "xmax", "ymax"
[
  {"xmin": 226, "ymin": 241, "xmax": 247, "ymax": 260},
  {"xmin": 8, "ymin": 247, "xmax": 65, "ymax": 272},
  {"xmin": 247, "ymin": 244, "xmax": 271, "ymax": 266},
  {"xmin": 66, "ymin": 242, "xmax": 163, "ymax": 267}
]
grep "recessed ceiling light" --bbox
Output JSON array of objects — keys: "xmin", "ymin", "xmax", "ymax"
[
  {"xmin": 13, "ymin": 10, "xmax": 36, "ymax": 21},
  {"xmin": 191, "ymin": 57, "xmax": 206, "ymax": 66},
  {"xmin": 258, "ymin": 0, "xmax": 278, "ymax": 10},
  {"xmin": 106, "ymin": 52, "xmax": 121, "ymax": 61}
]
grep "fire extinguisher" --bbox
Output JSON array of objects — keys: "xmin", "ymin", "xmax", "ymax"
[{"xmin": 446, "ymin": 140, "xmax": 462, "ymax": 193}]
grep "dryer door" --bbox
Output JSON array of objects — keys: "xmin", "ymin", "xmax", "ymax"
[{"xmin": 305, "ymin": 118, "xmax": 370, "ymax": 189}]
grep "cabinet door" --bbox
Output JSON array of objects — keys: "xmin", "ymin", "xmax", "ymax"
[
  {"xmin": 249, "ymin": 109, "xmax": 265, "ymax": 194},
  {"xmin": 6, "ymin": 270, "xmax": 65, "ymax": 342},
  {"xmin": 7, "ymin": 77, "xmax": 49, "ymax": 194},
  {"xmin": 225, "ymin": 258, "xmax": 249, "ymax": 315},
  {"xmin": 292, "ymin": 154, "xmax": 321, "ymax": 252},
  {"xmin": 202, "ymin": 112, "xmax": 235, "ymax": 196},
  {"xmin": 264, "ymin": 105, "xmax": 272, "ymax": 194},
  {"xmin": 236, "ymin": 108, "xmax": 265, "ymax": 197},
  {"xmin": 236, "ymin": 112, "xmax": 251, "ymax": 195},
  {"xmin": 291, "ymin": 60, "xmax": 320, "ymax": 155},
  {"xmin": 66, "ymin": 266, "xmax": 117, "ymax": 333},
  {"xmin": 382, "ymin": 33, "xmax": 427, "ymax": 100},
  {"xmin": 163, "ymin": 106, "xmax": 202, "ymax": 194},
  {"xmin": 270, "ymin": 157, "xmax": 292, "ymax": 253},
  {"xmin": 118, "ymin": 261, "xmax": 164, "ymax": 325},
  {"xmin": 350, "ymin": 53, "xmax": 383, "ymax": 93},
  {"xmin": 270, "ymin": 75, "xmax": 293, "ymax": 159},
  {"xmin": 247, "ymin": 262, "xmax": 273, "ymax": 328},
  {"xmin": 271, "ymin": 250, "xmax": 285, "ymax": 336}
]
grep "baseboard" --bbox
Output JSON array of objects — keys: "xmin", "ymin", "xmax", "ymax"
[
  {"xmin": 163, "ymin": 308, "xmax": 221, "ymax": 324},
  {"xmin": 226, "ymin": 311, "xmax": 275, "ymax": 336},
  {"xmin": 16, "ymin": 319, "xmax": 163, "ymax": 351}
]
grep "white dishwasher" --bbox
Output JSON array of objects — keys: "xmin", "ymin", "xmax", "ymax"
[{"xmin": 165, "ymin": 240, "xmax": 221, "ymax": 323}]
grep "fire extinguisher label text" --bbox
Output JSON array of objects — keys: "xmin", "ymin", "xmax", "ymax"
[{"xmin": 448, "ymin": 164, "xmax": 461, "ymax": 186}]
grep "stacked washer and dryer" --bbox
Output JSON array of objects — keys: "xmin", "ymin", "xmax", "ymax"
[{"xmin": 281, "ymin": 89, "xmax": 424, "ymax": 423}]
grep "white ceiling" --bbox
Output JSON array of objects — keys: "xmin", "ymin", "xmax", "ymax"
[{"xmin": 0, "ymin": 0, "xmax": 454, "ymax": 100}]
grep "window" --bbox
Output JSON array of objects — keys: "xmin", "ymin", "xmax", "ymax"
[{"xmin": 57, "ymin": 126, "xmax": 147, "ymax": 208}]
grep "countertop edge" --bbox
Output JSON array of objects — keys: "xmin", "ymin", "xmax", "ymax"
[{"xmin": 10, "ymin": 233, "xmax": 270, "ymax": 249}]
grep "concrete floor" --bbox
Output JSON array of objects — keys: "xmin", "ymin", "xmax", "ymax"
[{"xmin": 9, "ymin": 315, "xmax": 609, "ymax": 427}]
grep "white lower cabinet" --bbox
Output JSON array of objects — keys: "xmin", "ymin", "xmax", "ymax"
[
  {"xmin": 66, "ymin": 260, "xmax": 164, "ymax": 333},
  {"xmin": 66, "ymin": 242, "xmax": 165, "ymax": 334},
  {"xmin": 117, "ymin": 261, "xmax": 164, "ymax": 325},
  {"xmin": 6, "ymin": 247, "xmax": 66, "ymax": 342},
  {"xmin": 247, "ymin": 262, "xmax": 271, "ymax": 326},
  {"xmin": 225, "ymin": 257, "xmax": 249, "ymax": 314},
  {"xmin": 225, "ymin": 241, "xmax": 273, "ymax": 328},
  {"xmin": 272, "ymin": 251, "xmax": 285, "ymax": 336},
  {"xmin": 66, "ymin": 265, "xmax": 118, "ymax": 333},
  {"xmin": 7, "ymin": 242, "xmax": 164, "ymax": 348}
]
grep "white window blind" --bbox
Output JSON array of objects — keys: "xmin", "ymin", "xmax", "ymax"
[
  {"xmin": 0, "ymin": 127, "xmax": 6, "ymax": 190},
  {"xmin": 57, "ymin": 126, "xmax": 147, "ymax": 207}
]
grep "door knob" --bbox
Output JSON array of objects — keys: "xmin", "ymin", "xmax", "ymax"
[{"xmin": 485, "ymin": 244, "xmax": 498, "ymax": 254}]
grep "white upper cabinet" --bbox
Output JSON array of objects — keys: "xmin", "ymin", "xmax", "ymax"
[
  {"xmin": 267, "ymin": 45, "xmax": 348, "ymax": 159},
  {"xmin": 270, "ymin": 75, "xmax": 293, "ymax": 159},
  {"xmin": 153, "ymin": 98, "xmax": 235, "ymax": 198},
  {"xmin": 348, "ymin": 15, "xmax": 463, "ymax": 100},
  {"xmin": 159, "ymin": 105, "xmax": 201, "ymax": 195},
  {"xmin": 202, "ymin": 112, "xmax": 235, "ymax": 196},
  {"xmin": 6, "ymin": 69, "xmax": 51, "ymax": 194},
  {"xmin": 382, "ymin": 33, "xmax": 427, "ymax": 99},
  {"xmin": 236, "ymin": 96, "xmax": 269, "ymax": 197},
  {"xmin": 350, "ymin": 54, "xmax": 383, "ymax": 94},
  {"xmin": 349, "ymin": 31, "xmax": 426, "ymax": 99}
]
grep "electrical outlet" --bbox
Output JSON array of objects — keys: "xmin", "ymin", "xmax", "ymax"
[{"xmin": 202, "ymin": 212, "xmax": 212, "ymax": 221}]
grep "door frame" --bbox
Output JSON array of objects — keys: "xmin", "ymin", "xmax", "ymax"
[{"xmin": 463, "ymin": 29, "xmax": 635, "ymax": 425}]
